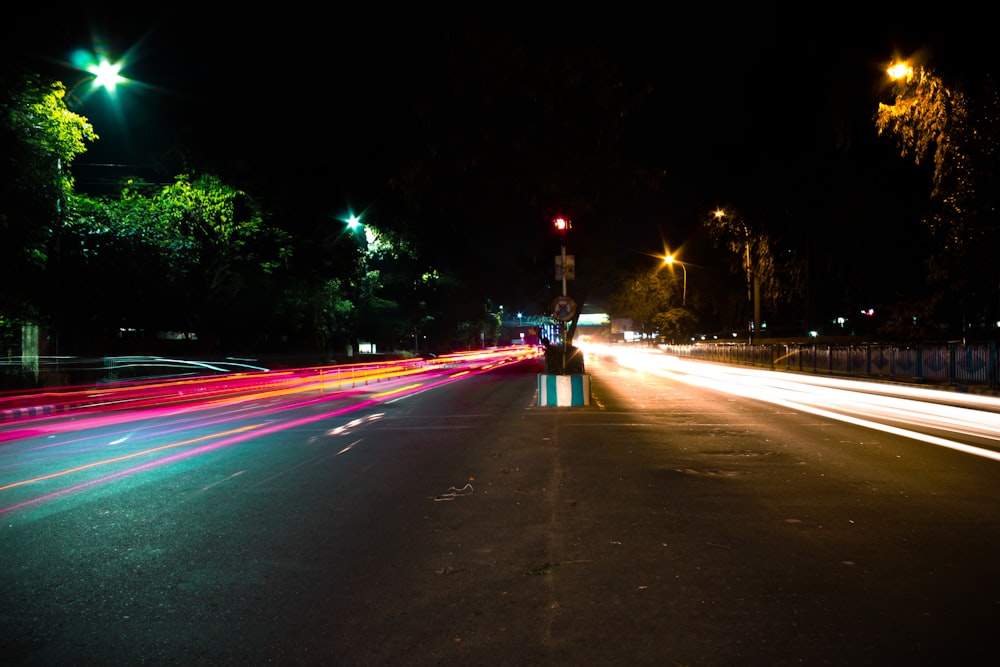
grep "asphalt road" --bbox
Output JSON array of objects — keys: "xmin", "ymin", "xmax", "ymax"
[{"xmin": 2, "ymin": 352, "xmax": 999, "ymax": 666}]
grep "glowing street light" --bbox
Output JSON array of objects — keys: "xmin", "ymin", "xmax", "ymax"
[
  {"xmin": 663, "ymin": 253, "xmax": 687, "ymax": 306},
  {"xmin": 887, "ymin": 60, "xmax": 914, "ymax": 82},
  {"xmin": 89, "ymin": 58, "xmax": 125, "ymax": 92},
  {"xmin": 343, "ymin": 213, "xmax": 378, "ymax": 249},
  {"xmin": 65, "ymin": 51, "xmax": 129, "ymax": 107}
]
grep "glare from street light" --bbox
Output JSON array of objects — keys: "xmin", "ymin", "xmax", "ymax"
[
  {"xmin": 88, "ymin": 58, "xmax": 124, "ymax": 92},
  {"xmin": 70, "ymin": 50, "xmax": 128, "ymax": 98},
  {"xmin": 887, "ymin": 61, "xmax": 913, "ymax": 82}
]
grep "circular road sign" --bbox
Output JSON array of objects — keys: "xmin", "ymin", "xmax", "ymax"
[{"xmin": 551, "ymin": 295, "xmax": 577, "ymax": 321}]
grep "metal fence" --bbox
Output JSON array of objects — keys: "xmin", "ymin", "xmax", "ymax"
[{"xmin": 661, "ymin": 341, "xmax": 1000, "ymax": 390}]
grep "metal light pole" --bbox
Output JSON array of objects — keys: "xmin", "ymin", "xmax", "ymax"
[
  {"xmin": 50, "ymin": 59, "xmax": 124, "ymax": 379},
  {"xmin": 664, "ymin": 254, "xmax": 687, "ymax": 306},
  {"xmin": 714, "ymin": 209, "xmax": 760, "ymax": 343}
]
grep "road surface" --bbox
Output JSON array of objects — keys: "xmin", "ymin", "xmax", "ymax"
[{"xmin": 2, "ymin": 350, "xmax": 999, "ymax": 665}]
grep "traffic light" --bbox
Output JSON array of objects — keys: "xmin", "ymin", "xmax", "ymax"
[{"xmin": 553, "ymin": 217, "xmax": 571, "ymax": 234}]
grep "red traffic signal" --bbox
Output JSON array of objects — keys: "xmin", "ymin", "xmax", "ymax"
[{"xmin": 553, "ymin": 217, "xmax": 571, "ymax": 233}]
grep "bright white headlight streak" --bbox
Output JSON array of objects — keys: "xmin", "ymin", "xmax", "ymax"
[
  {"xmin": 595, "ymin": 344, "xmax": 1000, "ymax": 463},
  {"xmin": 337, "ymin": 439, "xmax": 362, "ymax": 455},
  {"xmin": 726, "ymin": 383, "xmax": 1000, "ymax": 462}
]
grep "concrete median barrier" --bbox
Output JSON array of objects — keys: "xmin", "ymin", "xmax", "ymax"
[{"xmin": 537, "ymin": 373, "xmax": 591, "ymax": 406}]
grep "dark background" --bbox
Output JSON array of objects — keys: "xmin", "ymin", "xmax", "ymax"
[{"xmin": 3, "ymin": 6, "xmax": 997, "ymax": 334}]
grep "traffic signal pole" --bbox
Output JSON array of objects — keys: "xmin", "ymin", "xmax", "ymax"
[
  {"xmin": 554, "ymin": 217, "xmax": 571, "ymax": 370},
  {"xmin": 537, "ymin": 216, "xmax": 591, "ymax": 406}
]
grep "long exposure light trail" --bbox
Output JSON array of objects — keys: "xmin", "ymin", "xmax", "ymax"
[
  {"xmin": 587, "ymin": 343, "xmax": 1000, "ymax": 462},
  {"xmin": 0, "ymin": 397, "xmax": 384, "ymax": 516},
  {"xmin": 0, "ymin": 346, "xmax": 542, "ymax": 516},
  {"xmin": 0, "ymin": 423, "xmax": 264, "ymax": 492},
  {"xmin": 1, "ymin": 347, "xmax": 540, "ymax": 424}
]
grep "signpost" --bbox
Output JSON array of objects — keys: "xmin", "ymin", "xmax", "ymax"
[{"xmin": 538, "ymin": 216, "xmax": 591, "ymax": 406}]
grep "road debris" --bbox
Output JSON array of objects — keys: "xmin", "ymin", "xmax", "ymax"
[
  {"xmin": 524, "ymin": 563, "xmax": 552, "ymax": 575},
  {"xmin": 432, "ymin": 483, "xmax": 474, "ymax": 501}
]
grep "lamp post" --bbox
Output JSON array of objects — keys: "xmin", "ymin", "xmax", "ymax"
[
  {"xmin": 341, "ymin": 213, "xmax": 368, "ymax": 357},
  {"xmin": 49, "ymin": 58, "xmax": 124, "ymax": 378},
  {"xmin": 663, "ymin": 254, "xmax": 687, "ymax": 306},
  {"xmin": 714, "ymin": 208, "xmax": 760, "ymax": 343}
]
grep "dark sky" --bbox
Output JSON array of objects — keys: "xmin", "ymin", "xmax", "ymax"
[
  {"xmin": 4, "ymin": 6, "xmax": 996, "ymax": 321},
  {"xmin": 2, "ymin": 9, "xmax": 975, "ymax": 189},
  {"xmin": 4, "ymin": 8, "xmax": 950, "ymax": 178}
]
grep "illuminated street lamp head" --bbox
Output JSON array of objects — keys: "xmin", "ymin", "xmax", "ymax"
[
  {"xmin": 65, "ymin": 51, "xmax": 130, "ymax": 107},
  {"xmin": 71, "ymin": 49, "xmax": 129, "ymax": 93},
  {"xmin": 887, "ymin": 60, "xmax": 914, "ymax": 82},
  {"xmin": 664, "ymin": 254, "xmax": 677, "ymax": 266},
  {"xmin": 347, "ymin": 215, "xmax": 362, "ymax": 230},
  {"xmin": 88, "ymin": 58, "xmax": 124, "ymax": 92}
]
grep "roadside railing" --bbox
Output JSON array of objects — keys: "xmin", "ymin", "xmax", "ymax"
[{"xmin": 660, "ymin": 341, "xmax": 1000, "ymax": 390}]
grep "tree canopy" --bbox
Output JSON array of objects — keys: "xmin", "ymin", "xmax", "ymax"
[
  {"xmin": 876, "ymin": 62, "xmax": 1000, "ymax": 336},
  {"xmin": 63, "ymin": 175, "xmax": 293, "ymax": 353},
  {"xmin": 0, "ymin": 75, "xmax": 96, "ymax": 321},
  {"xmin": 608, "ymin": 264, "xmax": 696, "ymax": 343}
]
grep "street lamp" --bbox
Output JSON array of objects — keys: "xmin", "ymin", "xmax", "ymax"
[
  {"xmin": 89, "ymin": 58, "xmax": 125, "ymax": 92},
  {"xmin": 663, "ymin": 254, "xmax": 687, "ymax": 306},
  {"xmin": 64, "ymin": 51, "xmax": 129, "ymax": 109},
  {"xmin": 45, "ymin": 55, "xmax": 126, "ymax": 380},
  {"xmin": 887, "ymin": 60, "xmax": 914, "ymax": 82},
  {"xmin": 344, "ymin": 213, "xmax": 377, "ymax": 247},
  {"xmin": 713, "ymin": 208, "xmax": 760, "ymax": 342}
]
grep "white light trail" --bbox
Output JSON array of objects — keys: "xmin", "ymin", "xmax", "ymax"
[{"xmin": 585, "ymin": 343, "xmax": 1000, "ymax": 462}]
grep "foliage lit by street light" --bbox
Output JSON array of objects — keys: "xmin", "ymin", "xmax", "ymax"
[
  {"xmin": 876, "ymin": 57, "xmax": 985, "ymax": 253},
  {"xmin": 875, "ymin": 54, "xmax": 1000, "ymax": 337}
]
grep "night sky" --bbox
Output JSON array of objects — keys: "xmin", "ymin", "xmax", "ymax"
[{"xmin": 4, "ymin": 7, "xmax": 997, "ymax": 326}]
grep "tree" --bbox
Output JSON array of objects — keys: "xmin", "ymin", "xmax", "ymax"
[
  {"xmin": 338, "ymin": 217, "xmax": 440, "ymax": 355},
  {"xmin": 653, "ymin": 307, "xmax": 700, "ymax": 344},
  {"xmin": 63, "ymin": 174, "xmax": 293, "ymax": 354},
  {"xmin": 154, "ymin": 174, "xmax": 293, "ymax": 350},
  {"xmin": 61, "ymin": 192, "xmax": 173, "ymax": 350},
  {"xmin": 608, "ymin": 266, "xmax": 687, "ymax": 343},
  {"xmin": 876, "ymin": 61, "xmax": 1000, "ymax": 338},
  {"xmin": 702, "ymin": 208, "xmax": 801, "ymax": 338},
  {"xmin": 0, "ymin": 75, "xmax": 97, "ymax": 323}
]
